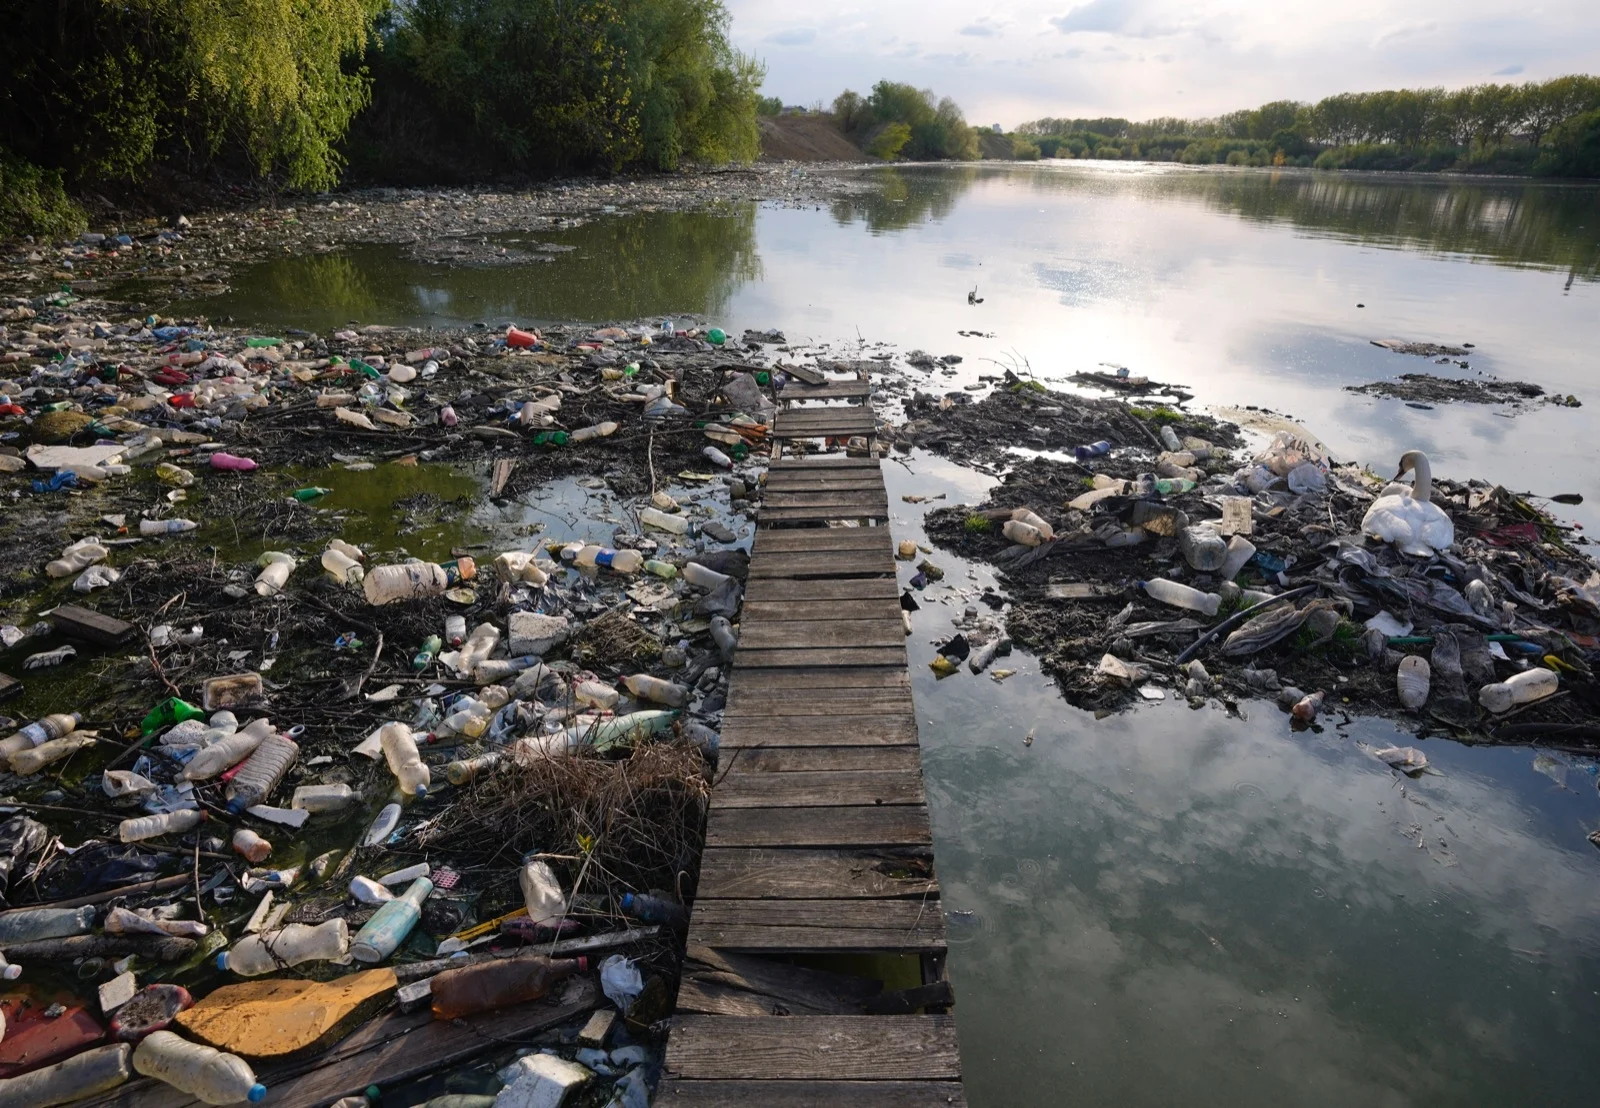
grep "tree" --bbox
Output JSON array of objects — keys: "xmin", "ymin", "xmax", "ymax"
[
  {"xmin": 832, "ymin": 90, "xmax": 866, "ymax": 133},
  {"xmin": 1535, "ymin": 107, "xmax": 1600, "ymax": 177},
  {"xmin": 866, "ymin": 122, "xmax": 912, "ymax": 160},
  {"xmin": 757, "ymin": 96, "xmax": 783, "ymax": 117}
]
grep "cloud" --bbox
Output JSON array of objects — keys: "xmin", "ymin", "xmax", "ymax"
[
  {"xmin": 1049, "ymin": 0, "xmax": 1177, "ymax": 38},
  {"xmin": 960, "ymin": 17, "xmax": 1006, "ymax": 37},
  {"xmin": 766, "ymin": 27, "xmax": 815, "ymax": 46},
  {"xmin": 1373, "ymin": 20, "xmax": 1439, "ymax": 47},
  {"xmin": 1493, "ymin": 63, "xmax": 1525, "ymax": 75}
]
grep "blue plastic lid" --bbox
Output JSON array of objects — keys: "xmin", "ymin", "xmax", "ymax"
[
  {"xmin": 226, "ymin": 799, "xmax": 246, "ymax": 815},
  {"xmin": 248, "ymin": 1083, "xmax": 267, "ymax": 1102},
  {"xmin": 215, "ymin": 952, "xmax": 229, "ymax": 971},
  {"xmin": 620, "ymin": 892, "xmax": 636, "ymax": 911},
  {"xmin": 413, "ymin": 783, "xmax": 428, "ymax": 798}
]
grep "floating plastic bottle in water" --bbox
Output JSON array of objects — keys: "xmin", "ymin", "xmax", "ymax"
[
  {"xmin": 681, "ymin": 562, "xmax": 728, "ymax": 590},
  {"xmin": 224, "ymin": 730, "xmax": 300, "ymax": 813},
  {"xmin": 639, "ymin": 507, "xmax": 688, "ymax": 535},
  {"xmin": 217, "ymin": 919, "xmax": 348, "ymax": 976},
  {"xmin": 119, "ymin": 809, "xmax": 205, "ymax": 843},
  {"xmin": 133, "ymin": 1031, "xmax": 265, "ymax": 1104}
]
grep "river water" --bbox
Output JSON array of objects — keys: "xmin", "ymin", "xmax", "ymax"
[{"xmin": 180, "ymin": 163, "xmax": 1600, "ymax": 1106}]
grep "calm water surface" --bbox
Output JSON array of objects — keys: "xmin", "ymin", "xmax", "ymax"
[{"xmin": 178, "ymin": 164, "xmax": 1600, "ymax": 1106}]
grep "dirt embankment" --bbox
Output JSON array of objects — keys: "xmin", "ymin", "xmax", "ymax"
[
  {"xmin": 977, "ymin": 132, "xmax": 1016, "ymax": 160},
  {"xmin": 758, "ymin": 115, "xmax": 872, "ymax": 163}
]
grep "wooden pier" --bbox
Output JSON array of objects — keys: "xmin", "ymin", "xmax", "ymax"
[{"xmin": 659, "ymin": 377, "xmax": 965, "ymax": 1104}]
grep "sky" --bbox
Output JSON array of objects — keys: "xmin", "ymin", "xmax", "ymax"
[{"xmin": 726, "ymin": 0, "xmax": 1600, "ymax": 128}]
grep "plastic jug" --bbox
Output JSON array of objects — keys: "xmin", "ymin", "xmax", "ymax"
[
  {"xmin": 321, "ymin": 547, "xmax": 364, "ymax": 584},
  {"xmin": 132, "ymin": 1031, "xmax": 265, "ymax": 1104},
  {"xmin": 1002, "ymin": 520, "xmax": 1044, "ymax": 547},
  {"xmin": 254, "ymin": 551, "xmax": 296, "ymax": 597},
  {"xmin": 378, "ymin": 722, "xmax": 430, "ymax": 797},
  {"xmin": 520, "ymin": 856, "xmax": 565, "ymax": 925}
]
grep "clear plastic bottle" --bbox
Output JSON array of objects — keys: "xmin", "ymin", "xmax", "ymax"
[
  {"xmin": 681, "ymin": 562, "xmax": 728, "ymax": 589},
  {"xmin": 1179, "ymin": 525, "xmax": 1228, "ymax": 572},
  {"xmin": 231, "ymin": 828, "xmax": 272, "ymax": 862},
  {"xmin": 321, "ymin": 547, "xmax": 364, "ymax": 584},
  {"xmin": 216, "ymin": 919, "xmax": 349, "ymax": 976},
  {"xmin": 139, "ymin": 519, "xmax": 198, "ymax": 535},
  {"xmin": 362, "ymin": 558, "xmax": 475, "ymax": 605},
  {"xmin": 430, "ymin": 955, "xmax": 587, "ymax": 1021},
  {"xmin": 447, "ymin": 752, "xmax": 501, "ymax": 786},
  {"xmin": 457, "ymin": 623, "xmax": 500, "ymax": 674},
  {"xmin": 0, "ymin": 904, "xmax": 95, "ymax": 944},
  {"xmin": 0, "ymin": 1042, "xmax": 133, "ymax": 1108},
  {"xmin": 569, "ymin": 421, "xmax": 619, "ymax": 442},
  {"xmin": 472, "ymin": 655, "xmax": 539, "ymax": 684},
  {"xmin": 574, "ymin": 680, "xmax": 620, "ymax": 710},
  {"xmin": 702, "ymin": 446, "xmax": 732, "ymax": 468},
  {"xmin": 1140, "ymin": 578, "xmax": 1221, "ymax": 617},
  {"xmin": 378, "ymin": 723, "xmax": 430, "ymax": 798},
  {"xmin": 119, "ymin": 809, "xmax": 206, "ymax": 843},
  {"xmin": 642, "ymin": 559, "xmax": 677, "ymax": 578},
  {"xmin": 133, "ymin": 1031, "xmax": 266, "ymax": 1104},
  {"xmin": 623, "ymin": 674, "xmax": 688, "ymax": 708},
  {"xmin": 350, "ymin": 878, "xmax": 433, "ymax": 963},
  {"xmin": 442, "ymin": 697, "xmax": 490, "ymax": 738},
  {"xmin": 183, "ymin": 717, "xmax": 273, "ymax": 781},
  {"xmin": 594, "ymin": 548, "xmax": 643, "ymax": 573},
  {"xmin": 709, "ymin": 616, "xmax": 737, "ymax": 659},
  {"xmin": 520, "ymin": 856, "xmax": 566, "ymax": 925},
  {"xmin": 1010, "ymin": 508, "xmax": 1055, "ymax": 540},
  {"xmin": 639, "ymin": 507, "xmax": 688, "ymax": 535},
  {"xmin": 224, "ymin": 731, "xmax": 300, "ymax": 813},
  {"xmin": 1478, "ymin": 668, "xmax": 1559, "ymax": 714},
  {"xmin": 11, "ymin": 730, "xmax": 96, "ymax": 775},
  {"xmin": 444, "ymin": 614, "xmax": 467, "ymax": 645},
  {"xmin": 0, "ymin": 711, "xmax": 82, "ymax": 761},
  {"xmin": 291, "ymin": 783, "xmax": 355, "ymax": 812},
  {"xmin": 254, "ymin": 552, "xmax": 296, "ymax": 597},
  {"xmin": 493, "ymin": 551, "xmax": 548, "ymax": 586}
]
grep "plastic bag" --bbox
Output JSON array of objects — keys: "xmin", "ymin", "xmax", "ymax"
[
  {"xmin": 600, "ymin": 954, "xmax": 644, "ymax": 1014},
  {"xmin": 0, "ymin": 814, "xmax": 51, "ymax": 907}
]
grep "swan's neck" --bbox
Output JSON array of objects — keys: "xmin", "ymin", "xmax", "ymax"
[{"xmin": 1410, "ymin": 455, "xmax": 1433, "ymax": 503}]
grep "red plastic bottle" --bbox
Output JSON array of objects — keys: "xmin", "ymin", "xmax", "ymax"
[{"xmin": 429, "ymin": 955, "xmax": 587, "ymax": 1021}]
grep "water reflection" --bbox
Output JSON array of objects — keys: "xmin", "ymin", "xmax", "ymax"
[{"xmin": 828, "ymin": 165, "xmax": 979, "ymax": 234}]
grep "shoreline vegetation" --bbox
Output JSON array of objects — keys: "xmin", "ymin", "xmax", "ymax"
[{"xmin": 1, "ymin": 0, "xmax": 1597, "ymax": 239}]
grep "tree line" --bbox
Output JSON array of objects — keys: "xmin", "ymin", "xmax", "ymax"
[
  {"xmin": 829, "ymin": 83, "xmax": 980, "ymax": 161},
  {"xmin": 0, "ymin": 0, "xmax": 764, "ymax": 236},
  {"xmin": 1014, "ymin": 77, "xmax": 1600, "ymax": 176}
]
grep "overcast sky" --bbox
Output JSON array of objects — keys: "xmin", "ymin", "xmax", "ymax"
[{"xmin": 727, "ymin": 0, "xmax": 1600, "ymax": 127}]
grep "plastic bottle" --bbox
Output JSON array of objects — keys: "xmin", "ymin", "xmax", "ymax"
[
  {"xmin": 254, "ymin": 552, "xmax": 296, "ymax": 596},
  {"xmin": 709, "ymin": 616, "xmax": 737, "ymax": 659},
  {"xmin": 643, "ymin": 559, "xmax": 677, "ymax": 578},
  {"xmin": 1159, "ymin": 424, "xmax": 1183, "ymax": 452},
  {"xmin": 209, "ymin": 453, "xmax": 257, "ymax": 472},
  {"xmin": 702, "ymin": 446, "xmax": 733, "ymax": 468},
  {"xmin": 350, "ymin": 878, "xmax": 433, "ymax": 963},
  {"xmin": 1002, "ymin": 520, "xmax": 1044, "ymax": 547},
  {"xmin": 291, "ymin": 783, "xmax": 355, "ymax": 812},
  {"xmin": 0, "ymin": 1042, "xmax": 133, "ymax": 1108},
  {"xmin": 1140, "ymin": 578, "xmax": 1221, "ymax": 617},
  {"xmin": 133, "ymin": 1031, "xmax": 265, "ymax": 1104},
  {"xmin": 0, "ymin": 905, "xmax": 95, "ymax": 944},
  {"xmin": 224, "ymin": 731, "xmax": 300, "ymax": 813},
  {"xmin": 493, "ymin": 551, "xmax": 549, "ymax": 586},
  {"xmin": 439, "ymin": 404, "xmax": 458, "ymax": 427},
  {"xmin": 363, "ymin": 803, "xmax": 401, "ymax": 846},
  {"xmin": 457, "ymin": 623, "xmax": 500, "ymax": 673},
  {"xmin": 1074, "ymin": 440, "xmax": 1111, "ymax": 462},
  {"xmin": 349, "ymin": 876, "xmax": 394, "ymax": 905},
  {"xmin": 444, "ymin": 614, "xmax": 467, "ymax": 645},
  {"xmin": 1218, "ymin": 535, "xmax": 1257, "ymax": 580},
  {"xmin": 0, "ymin": 711, "xmax": 82, "ymax": 761},
  {"xmin": 292, "ymin": 487, "xmax": 331, "ymax": 502},
  {"xmin": 321, "ymin": 547, "xmax": 364, "ymax": 584},
  {"xmin": 413, "ymin": 634, "xmax": 442, "ymax": 671},
  {"xmin": 1478, "ymin": 668, "xmax": 1559, "ymax": 714},
  {"xmin": 575, "ymin": 680, "xmax": 620, "ymax": 710},
  {"xmin": 1010, "ymin": 508, "xmax": 1055, "ymax": 540},
  {"xmin": 518, "ymin": 856, "xmax": 566, "ymax": 925},
  {"xmin": 569, "ymin": 421, "xmax": 619, "ymax": 443},
  {"xmin": 447, "ymin": 752, "xmax": 501, "ymax": 786},
  {"xmin": 430, "ymin": 955, "xmax": 588, "ymax": 1021},
  {"xmin": 639, "ymin": 507, "xmax": 689, "ymax": 535},
  {"xmin": 566, "ymin": 710, "xmax": 677, "ymax": 751},
  {"xmin": 594, "ymin": 548, "xmax": 643, "ymax": 573},
  {"xmin": 441, "ymin": 698, "xmax": 490, "ymax": 738},
  {"xmin": 46, "ymin": 539, "xmax": 109, "ymax": 578},
  {"xmin": 217, "ymin": 919, "xmax": 349, "ymax": 976},
  {"xmin": 1179, "ymin": 525, "xmax": 1228, "ymax": 572},
  {"xmin": 1396, "ymin": 655, "xmax": 1431, "ymax": 710},
  {"xmin": 618, "ymin": 892, "xmax": 688, "ymax": 927},
  {"xmin": 682, "ymin": 562, "xmax": 729, "ymax": 589},
  {"xmin": 472, "ymin": 656, "xmax": 539, "ymax": 684},
  {"xmin": 232, "ymin": 828, "xmax": 272, "ymax": 863},
  {"xmin": 379, "ymin": 862, "xmax": 431, "ymax": 887},
  {"xmin": 11, "ymin": 730, "xmax": 96, "ymax": 775},
  {"xmin": 139, "ymin": 519, "xmax": 198, "ymax": 535},
  {"xmin": 0, "ymin": 951, "xmax": 19, "ymax": 979},
  {"xmin": 142, "ymin": 697, "xmax": 206, "ymax": 735},
  {"xmin": 379, "ymin": 723, "xmax": 430, "ymax": 798},
  {"xmin": 1291, "ymin": 690, "xmax": 1325, "ymax": 723},
  {"xmin": 624, "ymin": 674, "xmax": 689, "ymax": 707},
  {"xmin": 362, "ymin": 558, "xmax": 476, "ymax": 606},
  {"xmin": 119, "ymin": 809, "xmax": 206, "ymax": 843},
  {"xmin": 184, "ymin": 717, "xmax": 274, "ymax": 781}
]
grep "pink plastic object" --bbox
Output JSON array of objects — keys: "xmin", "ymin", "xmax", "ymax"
[
  {"xmin": 110, "ymin": 985, "xmax": 193, "ymax": 1042},
  {"xmin": 209, "ymin": 453, "xmax": 258, "ymax": 472},
  {"xmin": 506, "ymin": 327, "xmax": 539, "ymax": 348},
  {"xmin": 439, "ymin": 405, "xmax": 458, "ymax": 428}
]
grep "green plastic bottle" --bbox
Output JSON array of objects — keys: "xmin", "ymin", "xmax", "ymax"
[
  {"xmin": 413, "ymin": 635, "xmax": 442, "ymax": 671},
  {"xmin": 530, "ymin": 431, "xmax": 569, "ymax": 447},
  {"xmin": 244, "ymin": 336, "xmax": 282, "ymax": 348},
  {"xmin": 349, "ymin": 358, "xmax": 382, "ymax": 380},
  {"xmin": 141, "ymin": 697, "xmax": 205, "ymax": 736},
  {"xmin": 293, "ymin": 487, "xmax": 332, "ymax": 502}
]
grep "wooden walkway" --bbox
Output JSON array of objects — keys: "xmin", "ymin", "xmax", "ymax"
[{"xmin": 660, "ymin": 375, "xmax": 964, "ymax": 1104}]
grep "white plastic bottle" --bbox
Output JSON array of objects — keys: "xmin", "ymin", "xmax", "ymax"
[
  {"xmin": 1478, "ymin": 668, "xmax": 1559, "ymax": 714},
  {"xmin": 1218, "ymin": 535, "xmax": 1257, "ymax": 579},
  {"xmin": 119, "ymin": 809, "xmax": 206, "ymax": 843},
  {"xmin": 1010, "ymin": 508, "xmax": 1055, "ymax": 540},
  {"xmin": 321, "ymin": 546, "xmax": 364, "ymax": 584},
  {"xmin": 682, "ymin": 562, "xmax": 728, "ymax": 589},
  {"xmin": 639, "ymin": 507, "xmax": 688, "ymax": 535},
  {"xmin": 9, "ymin": 730, "xmax": 95, "ymax": 775},
  {"xmin": 519, "ymin": 856, "xmax": 565, "ymax": 925},
  {"xmin": 231, "ymin": 828, "xmax": 272, "ymax": 862},
  {"xmin": 624, "ymin": 674, "xmax": 688, "ymax": 707},
  {"xmin": 0, "ymin": 905, "xmax": 95, "ymax": 944},
  {"xmin": 1140, "ymin": 578, "xmax": 1221, "ymax": 617},
  {"xmin": 46, "ymin": 539, "xmax": 109, "ymax": 578},
  {"xmin": 379, "ymin": 722, "xmax": 431, "ymax": 797},
  {"xmin": 702, "ymin": 446, "xmax": 732, "ymax": 468},
  {"xmin": 444, "ymin": 614, "xmax": 468, "ymax": 644},
  {"xmin": 216, "ymin": 919, "xmax": 349, "ymax": 976},
  {"xmin": 574, "ymin": 680, "xmax": 620, "ymax": 710},
  {"xmin": 327, "ymin": 538, "xmax": 364, "ymax": 563},
  {"xmin": 456, "ymin": 623, "xmax": 500, "ymax": 674},
  {"xmin": 472, "ymin": 655, "xmax": 538, "ymax": 684},
  {"xmin": 139, "ymin": 519, "xmax": 197, "ymax": 535},
  {"xmin": 493, "ymin": 551, "xmax": 548, "ymax": 586},
  {"xmin": 224, "ymin": 731, "xmax": 300, "ymax": 813},
  {"xmin": 569, "ymin": 421, "xmax": 619, "ymax": 442},
  {"xmin": 133, "ymin": 1031, "xmax": 266, "ymax": 1104},
  {"xmin": 183, "ymin": 717, "xmax": 273, "ymax": 781},
  {"xmin": 291, "ymin": 783, "xmax": 355, "ymax": 812},
  {"xmin": 442, "ymin": 697, "xmax": 490, "ymax": 738},
  {"xmin": 0, "ymin": 1042, "xmax": 133, "ymax": 1108},
  {"xmin": 0, "ymin": 712, "xmax": 83, "ymax": 761},
  {"xmin": 1002, "ymin": 520, "xmax": 1044, "ymax": 547},
  {"xmin": 254, "ymin": 551, "xmax": 296, "ymax": 596},
  {"xmin": 362, "ymin": 558, "xmax": 475, "ymax": 605},
  {"xmin": 595, "ymin": 548, "xmax": 643, "ymax": 573}
]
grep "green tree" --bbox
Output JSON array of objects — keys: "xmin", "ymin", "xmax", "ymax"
[
  {"xmin": 757, "ymin": 95, "xmax": 784, "ymax": 116},
  {"xmin": 866, "ymin": 122, "xmax": 912, "ymax": 160},
  {"xmin": 1535, "ymin": 108, "xmax": 1600, "ymax": 177}
]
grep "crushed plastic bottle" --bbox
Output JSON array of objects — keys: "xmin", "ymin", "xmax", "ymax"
[{"xmin": 217, "ymin": 919, "xmax": 349, "ymax": 976}]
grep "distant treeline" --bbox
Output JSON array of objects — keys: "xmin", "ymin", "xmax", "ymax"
[
  {"xmin": 827, "ymin": 83, "xmax": 980, "ymax": 161},
  {"xmin": 1014, "ymin": 77, "xmax": 1600, "ymax": 176},
  {"xmin": 0, "ymin": 0, "xmax": 763, "ymax": 237}
]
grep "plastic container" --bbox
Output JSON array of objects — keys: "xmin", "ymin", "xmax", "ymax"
[
  {"xmin": 11, "ymin": 730, "xmax": 96, "ymax": 775},
  {"xmin": 430, "ymin": 955, "xmax": 587, "ymax": 1021},
  {"xmin": 619, "ymin": 892, "xmax": 687, "ymax": 927},
  {"xmin": 291, "ymin": 783, "xmax": 355, "ymax": 812},
  {"xmin": 349, "ymin": 876, "xmax": 394, "ymax": 905},
  {"xmin": 471, "ymin": 656, "xmax": 538, "ymax": 684},
  {"xmin": 1396, "ymin": 655, "xmax": 1431, "ymax": 710},
  {"xmin": 46, "ymin": 539, "xmax": 109, "ymax": 578},
  {"xmin": 520, "ymin": 857, "xmax": 565, "ymax": 925},
  {"xmin": 709, "ymin": 617, "xmax": 737, "ymax": 659},
  {"xmin": 321, "ymin": 547, "xmax": 364, "ymax": 584},
  {"xmin": 350, "ymin": 878, "xmax": 433, "ymax": 963},
  {"xmin": 1074, "ymin": 440, "xmax": 1111, "ymax": 462},
  {"xmin": 1140, "ymin": 578, "xmax": 1221, "ymax": 617},
  {"xmin": 1218, "ymin": 535, "xmax": 1257, "ymax": 580},
  {"xmin": 413, "ymin": 635, "xmax": 442, "ymax": 670},
  {"xmin": 0, "ymin": 711, "xmax": 82, "ymax": 761},
  {"xmin": 594, "ymin": 548, "xmax": 643, "ymax": 573},
  {"xmin": 0, "ymin": 1042, "xmax": 133, "ymax": 1107},
  {"xmin": 363, "ymin": 803, "xmax": 401, "ymax": 847},
  {"xmin": 132, "ymin": 1030, "xmax": 265, "ymax": 1104},
  {"xmin": 639, "ymin": 507, "xmax": 689, "ymax": 535},
  {"xmin": 574, "ymin": 680, "xmax": 620, "ymax": 710},
  {"xmin": 1002, "ymin": 520, "xmax": 1044, "ymax": 547},
  {"xmin": 1478, "ymin": 668, "xmax": 1559, "ymax": 714},
  {"xmin": 109, "ymin": 983, "xmax": 194, "ymax": 1042},
  {"xmin": 569, "ymin": 421, "xmax": 619, "ymax": 442},
  {"xmin": 682, "ymin": 562, "xmax": 729, "ymax": 589},
  {"xmin": 457, "ymin": 623, "xmax": 500, "ymax": 673},
  {"xmin": 139, "ymin": 519, "xmax": 198, "ymax": 535},
  {"xmin": 231, "ymin": 828, "xmax": 272, "ymax": 863},
  {"xmin": 119, "ymin": 809, "xmax": 206, "ymax": 843},
  {"xmin": 493, "ymin": 551, "xmax": 549, "ymax": 586},
  {"xmin": 1159, "ymin": 424, "xmax": 1183, "ymax": 452},
  {"xmin": 254, "ymin": 552, "xmax": 296, "ymax": 597},
  {"xmin": 447, "ymin": 752, "xmax": 501, "ymax": 786},
  {"xmin": 0, "ymin": 904, "xmax": 96, "ymax": 944},
  {"xmin": 1178, "ymin": 525, "xmax": 1228, "ymax": 572},
  {"xmin": 0, "ymin": 951, "xmax": 19, "ymax": 979},
  {"xmin": 378, "ymin": 862, "xmax": 431, "ymax": 887},
  {"xmin": 183, "ymin": 718, "xmax": 274, "ymax": 781},
  {"xmin": 624, "ymin": 674, "xmax": 688, "ymax": 707},
  {"xmin": 642, "ymin": 559, "xmax": 677, "ymax": 578},
  {"xmin": 208, "ymin": 453, "xmax": 257, "ymax": 472},
  {"xmin": 442, "ymin": 698, "xmax": 490, "ymax": 738},
  {"xmin": 224, "ymin": 731, "xmax": 300, "ymax": 813},
  {"xmin": 444, "ymin": 614, "xmax": 467, "ymax": 645},
  {"xmin": 362, "ymin": 558, "xmax": 475, "ymax": 606},
  {"xmin": 1010, "ymin": 508, "xmax": 1055, "ymax": 540},
  {"xmin": 217, "ymin": 919, "xmax": 349, "ymax": 976},
  {"xmin": 378, "ymin": 723, "xmax": 430, "ymax": 797},
  {"xmin": 202, "ymin": 673, "xmax": 263, "ymax": 711}
]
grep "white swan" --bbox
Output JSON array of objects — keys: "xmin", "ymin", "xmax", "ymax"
[{"xmin": 1362, "ymin": 450, "xmax": 1455, "ymax": 557}]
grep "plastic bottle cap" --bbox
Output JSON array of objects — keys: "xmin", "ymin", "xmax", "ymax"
[
  {"xmin": 366, "ymin": 1086, "xmax": 381, "ymax": 1101},
  {"xmin": 215, "ymin": 951, "xmax": 230, "ymax": 971},
  {"xmin": 226, "ymin": 800, "xmax": 246, "ymax": 815},
  {"xmin": 1, "ymin": 965, "xmax": 20, "ymax": 980},
  {"xmin": 620, "ymin": 892, "xmax": 636, "ymax": 911},
  {"xmin": 413, "ymin": 784, "xmax": 428, "ymax": 798},
  {"xmin": 248, "ymin": 1084, "xmax": 267, "ymax": 1102}
]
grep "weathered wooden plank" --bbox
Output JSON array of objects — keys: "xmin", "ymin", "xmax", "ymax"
[
  {"xmin": 763, "ymin": 494, "xmax": 889, "ymax": 514},
  {"xmin": 760, "ymin": 507, "xmax": 888, "ymax": 524},
  {"xmin": 713, "ymin": 770, "xmax": 924, "ymax": 809},
  {"xmin": 720, "ymin": 746, "xmax": 922, "ymax": 773},
  {"xmin": 742, "ymin": 577, "xmax": 899, "ymax": 603},
  {"xmin": 761, "ymin": 475, "xmax": 884, "ymax": 492},
  {"xmin": 720, "ymin": 716, "xmax": 918, "ymax": 747},
  {"xmin": 729, "ymin": 668, "xmax": 908, "ymax": 692},
  {"xmin": 741, "ymin": 599, "xmax": 903, "ymax": 624},
  {"xmin": 751, "ymin": 528, "xmax": 886, "ymax": 553},
  {"xmin": 769, "ymin": 456, "xmax": 881, "ymax": 470},
  {"xmin": 49, "ymin": 604, "xmax": 136, "ymax": 646},
  {"xmin": 676, "ymin": 946, "xmax": 881, "ymax": 1017},
  {"xmin": 738, "ymin": 620, "xmax": 904, "ymax": 650},
  {"xmin": 776, "ymin": 406, "xmax": 877, "ymax": 425},
  {"xmin": 657, "ymin": 1079, "xmax": 966, "ymax": 1107},
  {"xmin": 696, "ymin": 848, "xmax": 936, "ymax": 899},
  {"xmin": 745, "ymin": 551, "xmax": 893, "ymax": 579},
  {"xmin": 665, "ymin": 1016, "xmax": 960, "ymax": 1081},
  {"xmin": 737, "ymin": 647, "xmax": 906, "ymax": 668},
  {"xmin": 706, "ymin": 804, "xmax": 931, "ymax": 847},
  {"xmin": 724, "ymin": 687, "xmax": 914, "ymax": 715},
  {"xmin": 771, "ymin": 427, "xmax": 876, "ymax": 442},
  {"xmin": 778, "ymin": 381, "xmax": 872, "ymax": 401}
]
